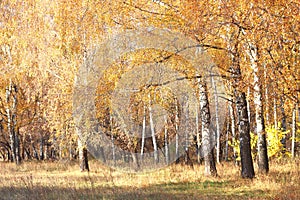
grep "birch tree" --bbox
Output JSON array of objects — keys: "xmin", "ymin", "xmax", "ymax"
[
  {"xmin": 198, "ymin": 77, "xmax": 217, "ymax": 176},
  {"xmin": 228, "ymin": 26, "xmax": 255, "ymax": 179},
  {"xmin": 211, "ymin": 75, "xmax": 220, "ymax": 163},
  {"xmin": 291, "ymin": 105, "xmax": 297, "ymax": 158},
  {"xmin": 148, "ymin": 93, "xmax": 159, "ymax": 164},
  {"xmin": 6, "ymin": 80, "xmax": 21, "ymax": 164},
  {"xmin": 247, "ymin": 43, "xmax": 269, "ymax": 173}
]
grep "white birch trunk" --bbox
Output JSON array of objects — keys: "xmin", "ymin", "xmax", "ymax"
[
  {"xmin": 198, "ymin": 78, "xmax": 217, "ymax": 176},
  {"xmin": 185, "ymin": 100, "xmax": 189, "ymax": 153},
  {"xmin": 164, "ymin": 115, "xmax": 169, "ymax": 165},
  {"xmin": 274, "ymin": 97, "xmax": 278, "ymax": 129},
  {"xmin": 110, "ymin": 115, "xmax": 116, "ymax": 166},
  {"xmin": 7, "ymin": 106, "xmax": 14, "ymax": 162},
  {"xmin": 225, "ymin": 111, "xmax": 230, "ymax": 161},
  {"xmin": 44, "ymin": 144, "xmax": 48, "ymax": 160},
  {"xmin": 264, "ymin": 64, "xmax": 269, "ymax": 125},
  {"xmin": 148, "ymin": 94, "xmax": 158, "ymax": 163},
  {"xmin": 39, "ymin": 137, "xmax": 44, "ymax": 160},
  {"xmin": 175, "ymin": 97, "xmax": 179, "ymax": 162},
  {"xmin": 229, "ymin": 98, "xmax": 237, "ymax": 163},
  {"xmin": 291, "ymin": 106, "xmax": 296, "ymax": 158},
  {"xmin": 247, "ymin": 86, "xmax": 251, "ymax": 127},
  {"xmin": 6, "ymin": 79, "xmax": 20, "ymax": 164},
  {"xmin": 141, "ymin": 105, "xmax": 146, "ymax": 157},
  {"xmin": 212, "ymin": 76, "xmax": 220, "ymax": 163},
  {"xmin": 248, "ymin": 43, "xmax": 269, "ymax": 173},
  {"xmin": 6, "ymin": 82, "xmax": 14, "ymax": 163},
  {"xmin": 196, "ymin": 104, "xmax": 201, "ymax": 163}
]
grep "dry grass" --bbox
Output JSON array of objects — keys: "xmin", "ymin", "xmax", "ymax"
[{"xmin": 0, "ymin": 159, "xmax": 299, "ymax": 200}]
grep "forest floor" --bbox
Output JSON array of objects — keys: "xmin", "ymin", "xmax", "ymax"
[{"xmin": 0, "ymin": 159, "xmax": 299, "ymax": 200}]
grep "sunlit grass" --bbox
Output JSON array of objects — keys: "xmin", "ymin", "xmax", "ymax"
[{"xmin": 0, "ymin": 158, "xmax": 299, "ymax": 199}]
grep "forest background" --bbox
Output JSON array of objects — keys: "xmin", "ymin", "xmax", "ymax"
[{"xmin": 0, "ymin": 0, "xmax": 299, "ymax": 199}]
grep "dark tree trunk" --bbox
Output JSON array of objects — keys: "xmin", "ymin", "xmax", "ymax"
[
  {"xmin": 228, "ymin": 35, "xmax": 255, "ymax": 178},
  {"xmin": 7, "ymin": 149, "xmax": 11, "ymax": 162},
  {"xmin": 78, "ymin": 139, "xmax": 89, "ymax": 172},
  {"xmin": 280, "ymin": 96, "xmax": 287, "ymax": 154},
  {"xmin": 39, "ymin": 137, "xmax": 44, "ymax": 160},
  {"xmin": 257, "ymin": 132, "xmax": 269, "ymax": 173},
  {"xmin": 80, "ymin": 147, "xmax": 89, "ymax": 172},
  {"xmin": 236, "ymin": 92, "xmax": 255, "ymax": 178},
  {"xmin": 25, "ymin": 148, "xmax": 31, "ymax": 160},
  {"xmin": 32, "ymin": 144, "xmax": 39, "ymax": 160},
  {"xmin": 99, "ymin": 146, "xmax": 106, "ymax": 163},
  {"xmin": 21, "ymin": 134, "xmax": 25, "ymax": 160}
]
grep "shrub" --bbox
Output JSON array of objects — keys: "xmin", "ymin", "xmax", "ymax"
[
  {"xmin": 228, "ymin": 123, "xmax": 291, "ymax": 161},
  {"xmin": 266, "ymin": 124, "xmax": 290, "ymax": 159}
]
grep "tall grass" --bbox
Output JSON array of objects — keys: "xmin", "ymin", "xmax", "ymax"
[{"xmin": 0, "ymin": 159, "xmax": 299, "ymax": 199}]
